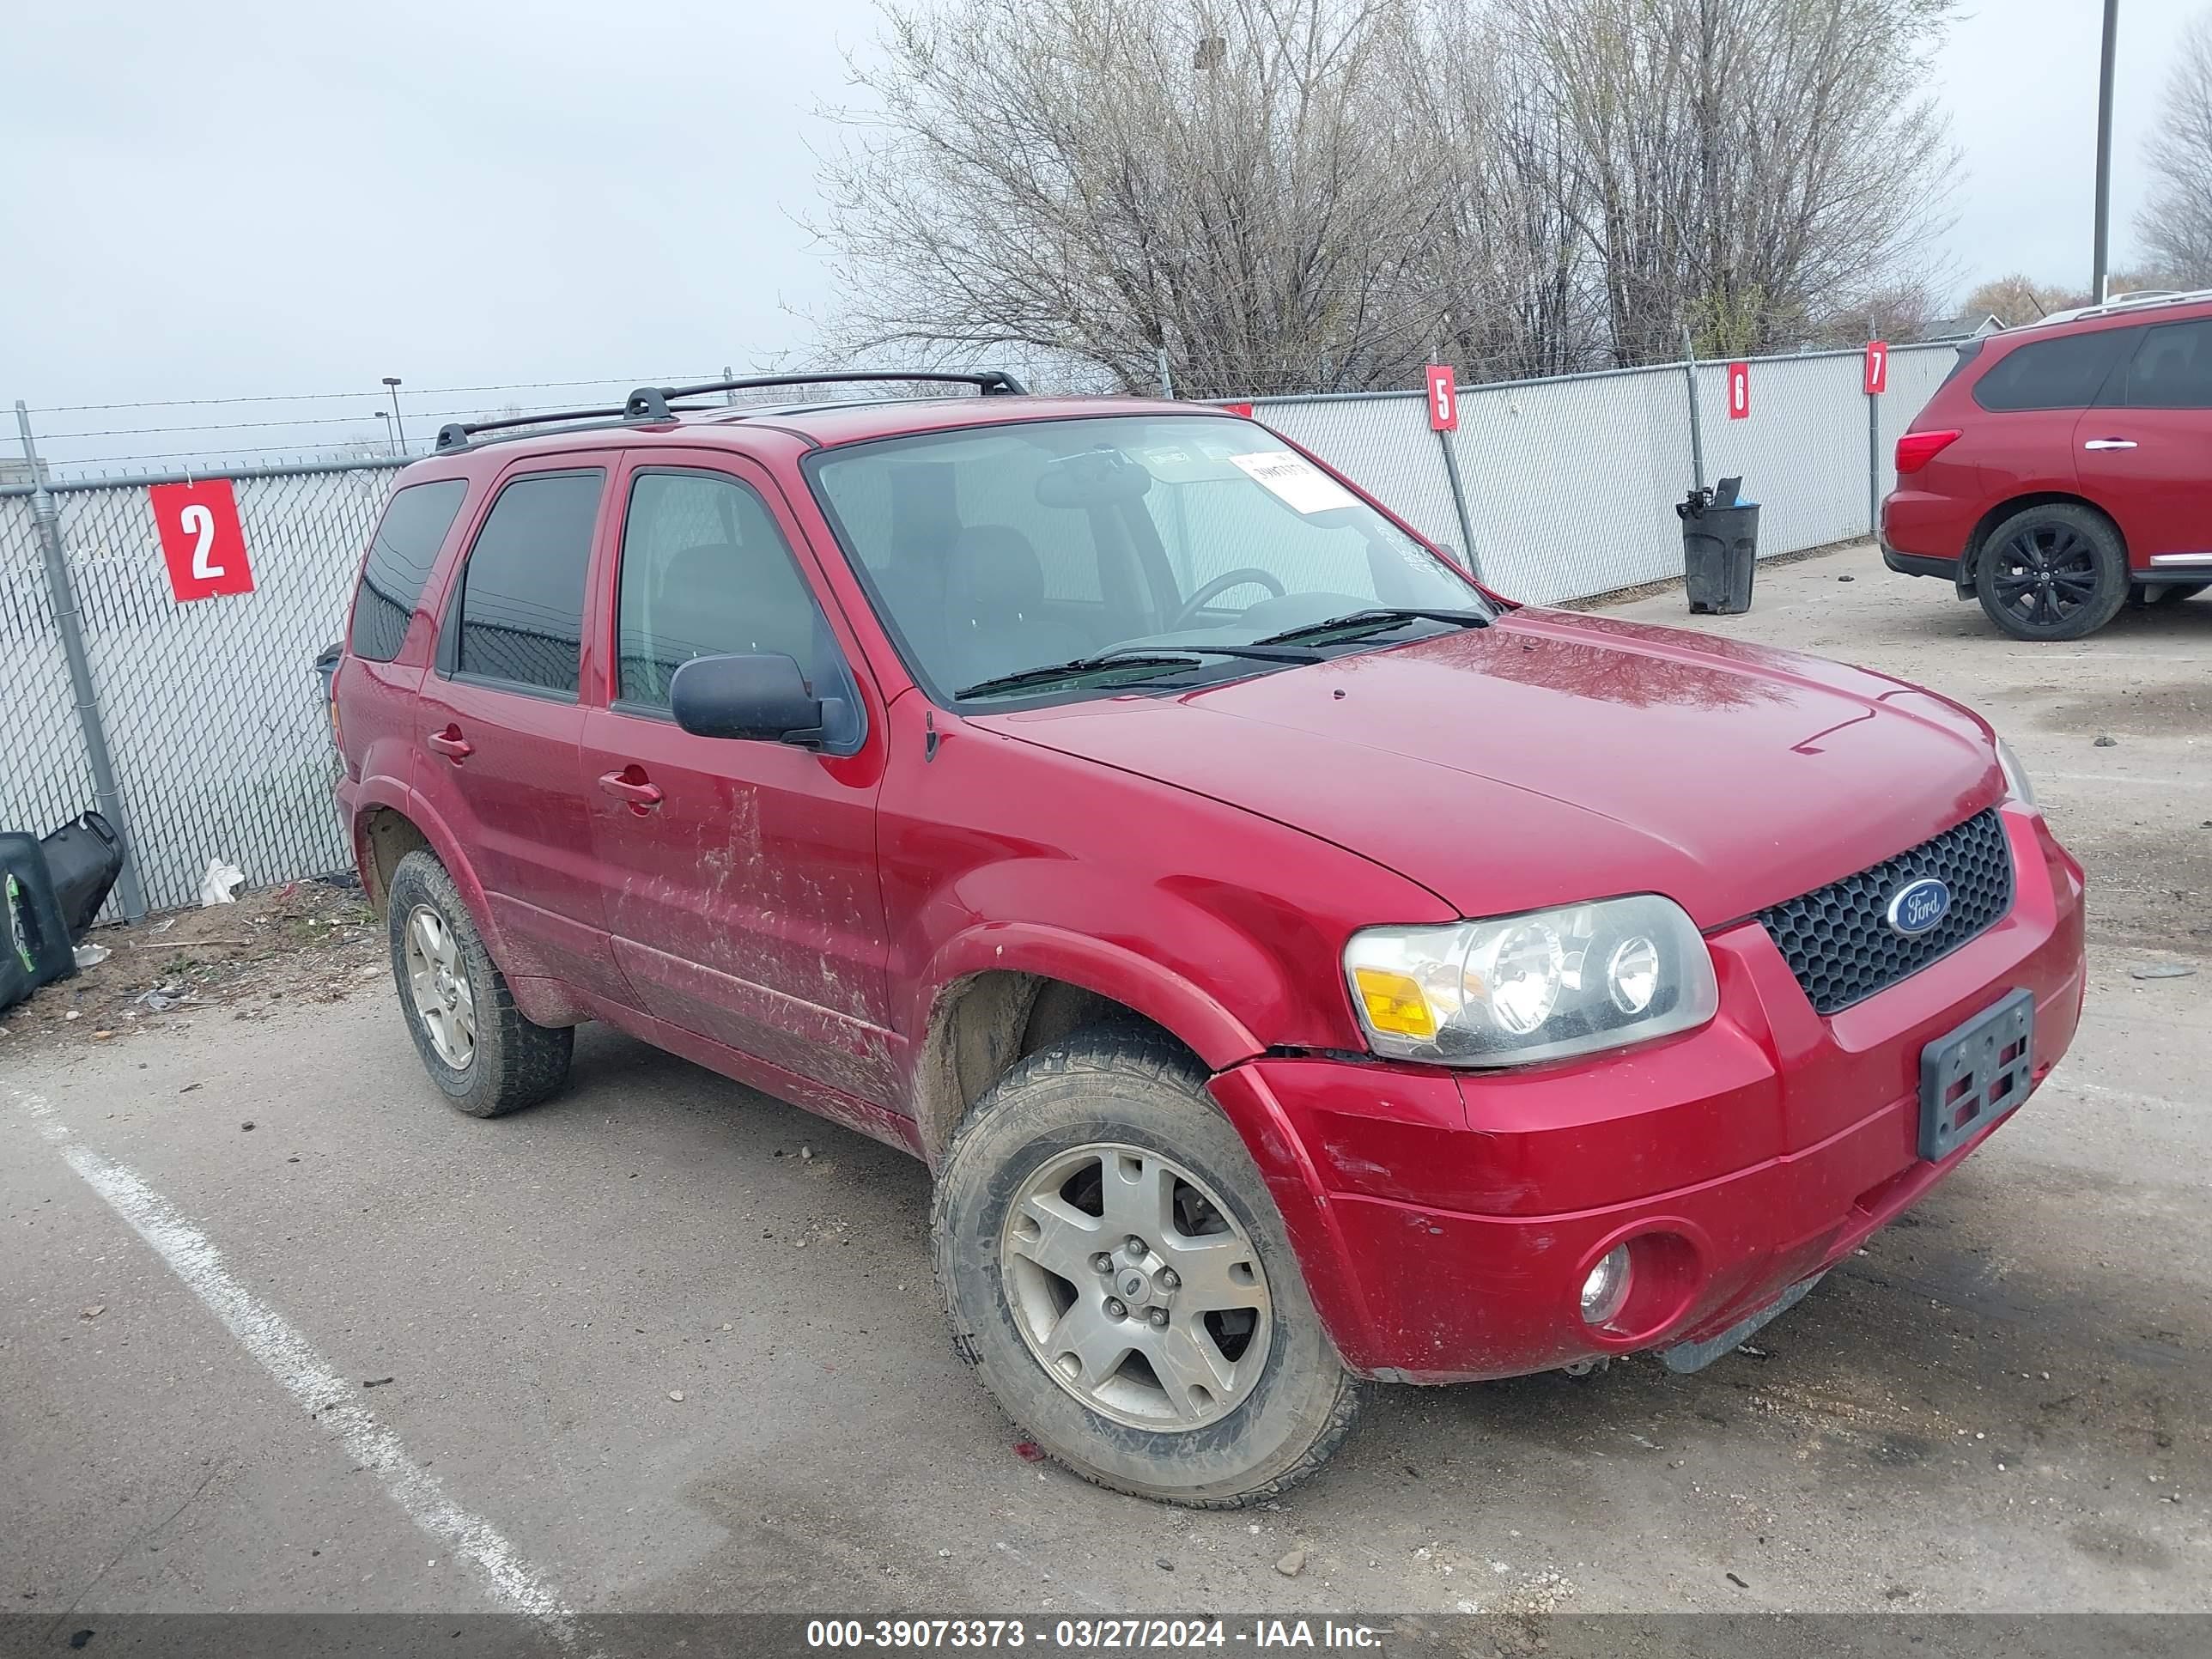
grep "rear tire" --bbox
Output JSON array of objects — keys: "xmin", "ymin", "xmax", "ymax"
[
  {"xmin": 2146, "ymin": 581, "xmax": 2209, "ymax": 605},
  {"xmin": 386, "ymin": 849, "xmax": 572, "ymax": 1118},
  {"xmin": 932, "ymin": 1028, "xmax": 1362, "ymax": 1507},
  {"xmin": 1974, "ymin": 505, "xmax": 2128, "ymax": 641}
]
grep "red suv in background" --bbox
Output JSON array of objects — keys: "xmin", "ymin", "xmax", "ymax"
[
  {"xmin": 334, "ymin": 372, "xmax": 2084, "ymax": 1505},
  {"xmin": 1882, "ymin": 289, "xmax": 2212, "ymax": 639}
]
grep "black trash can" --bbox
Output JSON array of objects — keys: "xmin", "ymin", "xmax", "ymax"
[
  {"xmin": 40, "ymin": 811, "xmax": 125, "ymax": 940},
  {"xmin": 1677, "ymin": 481, "xmax": 1759, "ymax": 615}
]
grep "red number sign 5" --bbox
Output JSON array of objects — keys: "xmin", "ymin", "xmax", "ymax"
[{"xmin": 1425, "ymin": 364, "xmax": 1458, "ymax": 432}]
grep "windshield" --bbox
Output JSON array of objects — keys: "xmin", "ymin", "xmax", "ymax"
[{"xmin": 805, "ymin": 414, "xmax": 1488, "ymax": 701}]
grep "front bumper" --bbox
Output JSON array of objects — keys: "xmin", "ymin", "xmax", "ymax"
[{"xmin": 1210, "ymin": 808, "xmax": 2086, "ymax": 1382}]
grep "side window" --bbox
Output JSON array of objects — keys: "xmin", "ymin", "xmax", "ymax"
[
  {"xmin": 348, "ymin": 479, "xmax": 467, "ymax": 663},
  {"xmin": 1972, "ymin": 330, "xmax": 2131, "ymax": 412},
  {"xmin": 615, "ymin": 470, "xmax": 830, "ymax": 708},
  {"xmin": 453, "ymin": 470, "xmax": 604, "ymax": 695},
  {"xmin": 2117, "ymin": 319, "xmax": 2212, "ymax": 408}
]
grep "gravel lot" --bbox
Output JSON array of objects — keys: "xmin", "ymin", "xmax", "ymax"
[{"xmin": 4, "ymin": 543, "xmax": 2206, "ymax": 1629}]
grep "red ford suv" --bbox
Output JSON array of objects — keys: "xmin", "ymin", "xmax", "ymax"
[
  {"xmin": 1882, "ymin": 289, "xmax": 2212, "ymax": 638},
  {"xmin": 334, "ymin": 372, "xmax": 2085, "ymax": 1505}
]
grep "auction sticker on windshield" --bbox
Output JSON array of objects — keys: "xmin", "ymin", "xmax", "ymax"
[{"xmin": 1229, "ymin": 449, "xmax": 1358, "ymax": 514}]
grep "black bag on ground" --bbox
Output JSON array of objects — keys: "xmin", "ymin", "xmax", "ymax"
[
  {"xmin": 40, "ymin": 810, "xmax": 125, "ymax": 939},
  {"xmin": 1, "ymin": 835, "xmax": 76, "ymax": 1014}
]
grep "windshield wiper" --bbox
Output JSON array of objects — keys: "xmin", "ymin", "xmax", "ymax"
[
  {"xmin": 1253, "ymin": 606, "xmax": 1492, "ymax": 647},
  {"xmin": 955, "ymin": 642, "xmax": 1323, "ymax": 701}
]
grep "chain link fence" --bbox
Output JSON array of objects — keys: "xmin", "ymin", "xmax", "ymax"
[
  {"xmin": 1249, "ymin": 340, "xmax": 1959, "ymax": 599},
  {"xmin": 1, "ymin": 487, "xmax": 100, "ymax": 850},
  {"xmin": 52, "ymin": 466, "xmax": 401, "ymax": 914},
  {"xmin": 1451, "ymin": 365, "xmax": 1701, "ymax": 602},
  {"xmin": 5, "ymin": 343, "xmax": 1958, "ymax": 919}
]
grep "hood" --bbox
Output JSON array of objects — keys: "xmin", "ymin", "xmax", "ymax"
[{"xmin": 971, "ymin": 609, "xmax": 2002, "ymax": 927}]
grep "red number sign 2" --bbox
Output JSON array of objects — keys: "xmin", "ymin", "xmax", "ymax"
[
  {"xmin": 1425, "ymin": 364, "xmax": 1459, "ymax": 432},
  {"xmin": 1726, "ymin": 362, "xmax": 1751, "ymax": 421},
  {"xmin": 149, "ymin": 479, "xmax": 255, "ymax": 602}
]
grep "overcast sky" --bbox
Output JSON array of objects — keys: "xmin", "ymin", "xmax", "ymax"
[{"xmin": 1, "ymin": 0, "xmax": 2203, "ymax": 470}]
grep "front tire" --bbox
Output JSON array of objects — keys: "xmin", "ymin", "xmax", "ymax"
[
  {"xmin": 1974, "ymin": 505, "xmax": 2129, "ymax": 641},
  {"xmin": 932, "ymin": 1029, "xmax": 1362, "ymax": 1507},
  {"xmin": 386, "ymin": 850, "xmax": 572, "ymax": 1118}
]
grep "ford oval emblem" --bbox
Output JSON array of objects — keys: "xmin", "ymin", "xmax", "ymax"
[{"xmin": 1886, "ymin": 878, "xmax": 1951, "ymax": 938}]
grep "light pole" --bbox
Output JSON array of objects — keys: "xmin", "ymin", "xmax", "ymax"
[
  {"xmin": 2093, "ymin": 0, "xmax": 2119, "ymax": 302},
  {"xmin": 382, "ymin": 376, "xmax": 407, "ymax": 454},
  {"xmin": 374, "ymin": 411, "xmax": 396, "ymax": 457}
]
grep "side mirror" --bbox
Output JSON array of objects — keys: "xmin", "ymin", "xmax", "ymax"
[{"xmin": 670, "ymin": 653, "xmax": 829, "ymax": 745}]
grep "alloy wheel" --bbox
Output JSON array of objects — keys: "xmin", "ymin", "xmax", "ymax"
[
  {"xmin": 403, "ymin": 903, "xmax": 476, "ymax": 1070},
  {"xmin": 1990, "ymin": 522, "xmax": 2101, "ymax": 630},
  {"xmin": 1000, "ymin": 1141, "xmax": 1272, "ymax": 1431}
]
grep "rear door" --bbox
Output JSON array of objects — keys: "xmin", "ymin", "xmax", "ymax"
[
  {"xmin": 338, "ymin": 475, "xmax": 473, "ymax": 795},
  {"xmin": 2075, "ymin": 316, "xmax": 2212, "ymax": 568},
  {"xmin": 415, "ymin": 457, "xmax": 627, "ymax": 1002},
  {"xmin": 578, "ymin": 453, "xmax": 897, "ymax": 1104},
  {"xmin": 1968, "ymin": 326, "xmax": 2132, "ymax": 503}
]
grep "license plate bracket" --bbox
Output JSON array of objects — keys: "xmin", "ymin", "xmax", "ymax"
[{"xmin": 1918, "ymin": 988, "xmax": 2035, "ymax": 1162}]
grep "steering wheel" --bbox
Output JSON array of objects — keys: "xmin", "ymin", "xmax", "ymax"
[{"xmin": 1170, "ymin": 567, "xmax": 1287, "ymax": 630}]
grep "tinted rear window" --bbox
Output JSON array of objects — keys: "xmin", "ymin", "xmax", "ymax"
[
  {"xmin": 453, "ymin": 470, "xmax": 605, "ymax": 695},
  {"xmin": 348, "ymin": 479, "xmax": 467, "ymax": 663},
  {"xmin": 1972, "ymin": 330, "xmax": 2131, "ymax": 411}
]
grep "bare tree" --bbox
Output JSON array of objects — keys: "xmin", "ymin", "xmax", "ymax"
[
  {"xmin": 812, "ymin": 0, "xmax": 1960, "ymax": 392},
  {"xmin": 1797, "ymin": 274, "xmax": 1942, "ymax": 347},
  {"xmin": 1504, "ymin": 0, "xmax": 1960, "ymax": 364},
  {"xmin": 1961, "ymin": 274, "xmax": 2081, "ymax": 329},
  {"xmin": 813, "ymin": 0, "xmax": 1454, "ymax": 397},
  {"xmin": 1399, "ymin": 0, "xmax": 1610, "ymax": 377},
  {"xmin": 2140, "ymin": 11, "xmax": 2212, "ymax": 288}
]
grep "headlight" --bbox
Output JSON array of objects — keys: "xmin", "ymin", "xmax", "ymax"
[
  {"xmin": 1996, "ymin": 737, "xmax": 2037, "ymax": 811},
  {"xmin": 1344, "ymin": 896, "xmax": 1718, "ymax": 1066}
]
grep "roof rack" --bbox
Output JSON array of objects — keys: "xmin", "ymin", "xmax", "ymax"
[
  {"xmin": 433, "ymin": 368, "xmax": 1029, "ymax": 453},
  {"xmin": 2027, "ymin": 288, "xmax": 2212, "ymax": 329}
]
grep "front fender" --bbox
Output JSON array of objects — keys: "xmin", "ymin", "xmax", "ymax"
[
  {"xmin": 908, "ymin": 919, "xmax": 1265, "ymax": 1072},
  {"xmin": 907, "ymin": 920, "xmax": 1387, "ymax": 1372}
]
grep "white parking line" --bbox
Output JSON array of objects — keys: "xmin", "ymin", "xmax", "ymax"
[{"xmin": 9, "ymin": 1088, "xmax": 580, "ymax": 1645}]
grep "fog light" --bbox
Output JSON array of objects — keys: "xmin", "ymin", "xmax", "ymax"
[{"xmin": 1579, "ymin": 1244, "xmax": 1632, "ymax": 1326}]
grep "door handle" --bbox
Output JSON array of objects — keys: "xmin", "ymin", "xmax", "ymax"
[
  {"xmin": 2082, "ymin": 438, "xmax": 2139, "ymax": 451},
  {"xmin": 426, "ymin": 726, "xmax": 472, "ymax": 762},
  {"xmin": 598, "ymin": 766, "xmax": 665, "ymax": 814}
]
